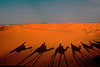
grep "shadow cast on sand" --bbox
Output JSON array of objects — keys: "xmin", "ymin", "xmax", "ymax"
[
  {"xmin": 92, "ymin": 40, "xmax": 100, "ymax": 45},
  {"xmin": 17, "ymin": 42, "xmax": 54, "ymax": 67},
  {"xmin": 80, "ymin": 42, "xmax": 98, "ymax": 56},
  {"xmin": 48, "ymin": 43, "xmax": 69, "ymax": 67},
  {"xmin": 89, "ymin": 41, "xmax": 100, "ymax": 49},
  {"xmin": 71, "ymin": 43, "xmax": 96, "ymax": 67},
  {"xmin": 0, "ymin": 40, "xmax": 100, "ymax": 67},
  {"xmin": 0, "ymin": 42, "xmax": 32, "ymax": 64}
]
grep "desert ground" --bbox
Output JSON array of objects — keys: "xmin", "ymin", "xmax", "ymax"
[{"xmin": 0, "ymin": 23, "xmax": 100, "ymax": 67}]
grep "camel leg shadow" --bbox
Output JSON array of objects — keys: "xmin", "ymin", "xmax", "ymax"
[
  {"xmin": 0, "ymin": 52, "xmax": 17, "ymax": 63},
  {"xmin": 31, "ymin": 53, "xmax": 43, "ymax": 67},
  {"xmin": 63, "ymin": 53, "xmax": 68, "ymax": 67},
  {"xmin": 58, "ymin": 54, "xmax": 62, "ymax": 67},
  {"xmin": 51, "ymin": 54, "xmax": 56, "ymax": 67},
  {"xmin": 73, "ymin": 53, "xmax": 81, "ymax": 67},
  {"xmin": 48, "ymin": 52, "xmax": 57, "ymax": 67},
  {"xmin": 23, "ymin": 53, "xmax": 40, "ymax": 66},
  {"xmin": 2, "ymin": 52, "xmax": 17, "ymax": 61},
  {"xmin": 0, "ymin": 51, "xmax": 15, "ymax": 61},
  {"xmin": 79, "ymin": 52, "xmax": 95, "ymax": 65},
  {"xmin": 80, "ymin": 51, "xmax": 91, "ymax": 60},
  {"xmin": 87, "ymin": 49, "xmax": 97, "ymax": 56},
  {"xmin": 0, "ymin": 52, "xmax": 11, "ymax": 60},
  {"xmin": 17, "ymin": 51, "xmax": 36, "ymax": 65},
  {"xmin": 0, "ymin": 52, "xmax": 20, "ymax": 64},
  {"xmin": 92, "ymin": 49, "xmax": 100, "ymax": 54},
  {"xmin": 74, "ymin": 53, "xmax": 88, "ymax": 67}
]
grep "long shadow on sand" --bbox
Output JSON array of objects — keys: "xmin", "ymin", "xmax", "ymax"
[
  {"xmin": 92, "ymin": 40, "xmax": 100, "ymax": 45},
  {"xmin": 89, "ymin": 41, "xmax": 100, "ymax": 49},
  {"xmin": 71, "ymin": 43, "xmax": 94, "ymax": 67},
  {"xmin": 0, "ymin": 42, "xmax": 32, "ymax": 64},
  {"xmin": 80, "ymin": 42, "xmax": 98, "ymax": 56},
  {"xmin": 48, "ymin": 43, "xmax": 69, "ymax": 67},
  {"xmin": 17, "ymin": 42, "xmax": 54, "ymax": 67}
]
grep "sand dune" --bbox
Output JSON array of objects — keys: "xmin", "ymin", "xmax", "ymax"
[{"xmin": 0, "ymin": 23, "xmax": 100, "ymax": 67}]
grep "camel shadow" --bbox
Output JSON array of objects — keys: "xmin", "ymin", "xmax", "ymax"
[
  {"xmin": 71, "ymin": 43, "xmax": 94, "ymax": 67},
  {"xmin": 0, "ymin": 42, "xmax": 32, "ymax": 64},
  {"xmin": 48, "ymin": 43, "xmax": 69, "ymax": 67},
  {"xmin": 92, "ymin": 40, "xmax": 100, "ymax": 45},
  {"xmin": 89, "ymin": 41, "xmax": 100, "ymax": 49},
  {"xmin": 80, "ymin": 42, "xmax": 98, "ymax": 56},
  {"xmin": 17, "ymin": 42, "xmax": 54, "ymax": 67}
]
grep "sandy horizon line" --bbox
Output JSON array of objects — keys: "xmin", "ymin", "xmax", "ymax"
[{"xmin": 0, "ymin": 22, "xmax": 100, "ymax": 25}]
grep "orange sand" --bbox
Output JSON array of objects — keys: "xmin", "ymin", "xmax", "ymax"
[{"xmin": 0, "ymin": 23, "xmax": 100, "ymax": 67}]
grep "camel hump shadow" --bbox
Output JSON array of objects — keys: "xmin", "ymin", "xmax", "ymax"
[
  {"xmin": 71, "ymin": 43, "xmax": 81, "ymax": 52},
  {"xmin": 10, "ymin": 41, "xmax": 32, "ymax": 53},
  {"xmin": 80, "ymin": 42, "xmax": 93, "ymax": 49},
  {"xmin": 56, "ymin": 43, "xmax": 69, "ymax": 54},
  {"xmin": 34, "ymin": 42, "xmax": 54, "ymax": 53},
  {"xmin": 89, "ymin": 41, "xmax": 100, "ymax": 49},
  {"xmin": 92, "ymin": 40, "xmax": 100, "ymax": 45}
]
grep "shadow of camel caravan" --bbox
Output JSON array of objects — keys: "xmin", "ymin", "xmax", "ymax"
[
  {"xmin": 80, "ymin": 42, "xmax": 98, "ymax": 56},
  {"xmin": 71, "ymin": 43, "xmax": 96, "ymax": 67},
  {"xmin": 17, "ymin": 42, "xmax": 54, "ymax": 67},
  {"xmin": 0, "ymin": 40, "xmax": 100, "ymax": 67},
  {"xmin": 89, "ymin": 41, "xmax": 100, "ymax": 49},
  {"xmin": 0, "ymin": 42, "xmax": 32, "ymax": 64},
  {"xmin": 92, "ymin": 40, "xmax": 100, "ymax": 45}
]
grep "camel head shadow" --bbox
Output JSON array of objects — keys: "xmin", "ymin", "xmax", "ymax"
[{"xmin": 71, "ymin": 43, "xmax": 81, "ymax": 52}]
